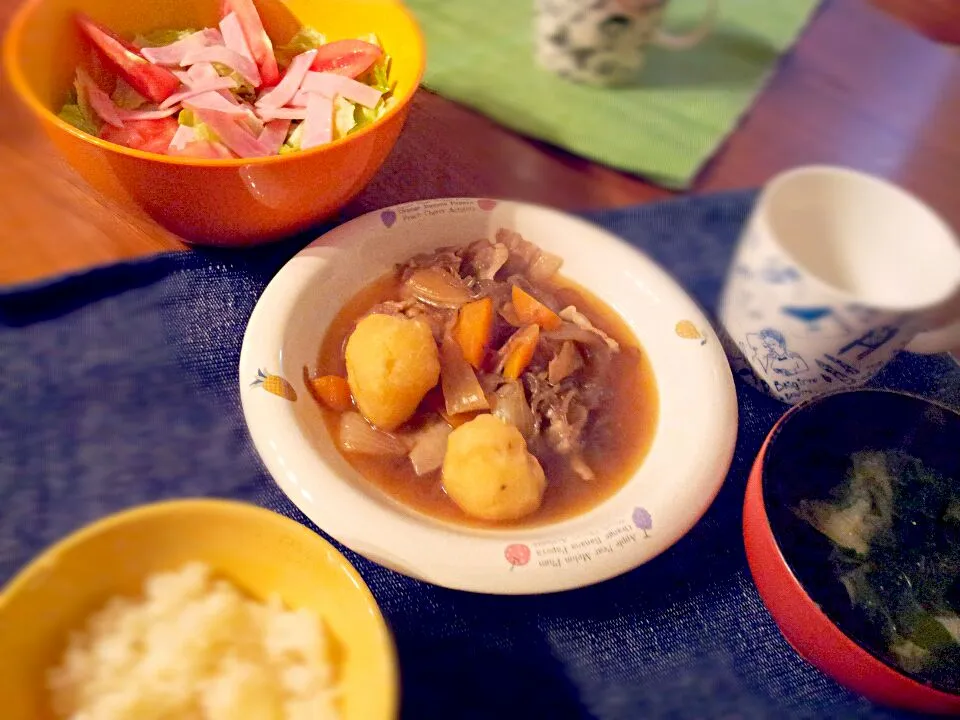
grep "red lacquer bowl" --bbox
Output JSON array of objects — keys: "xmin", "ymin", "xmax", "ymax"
[{"xmin": 744, "ymin": 389, "xmax": 960, "ymax": 714}]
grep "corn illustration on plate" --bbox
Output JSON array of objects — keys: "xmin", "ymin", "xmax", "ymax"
[{"xmin": 251, "ymin": 369, "xmax": 297, "ymax": 401}]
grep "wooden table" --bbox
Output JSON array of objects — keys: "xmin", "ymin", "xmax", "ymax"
[{"xmin": 1, "ymin": 0, "xmax": 959, "ymax": 285}]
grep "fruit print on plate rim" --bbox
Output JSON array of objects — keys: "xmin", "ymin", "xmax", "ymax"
[{"xmin": 250, "ymin": 368, "xmax": 297, "ymax": 401}]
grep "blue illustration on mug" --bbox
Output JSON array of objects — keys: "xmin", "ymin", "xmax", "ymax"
[
  {"xmin": 837, "ymin": 325, "xmax": 899, "ymax": 360},
  {"xmin": 781, "ymin": 305, "xmax": 852, "ymax": 335},
  {"xmin": 760, "ymin": 259, "xmax": 801, "ymax": 284},
  {"xmin": 747, "ymin": 328, "xmax": 809, "ymax": 377}
]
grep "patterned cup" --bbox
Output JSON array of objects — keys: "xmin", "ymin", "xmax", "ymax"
[
  {"xmin": 719, "ymin": 166, "xmax": 960, "ymax": 405},
  {"xmin": 534, "ymin": 0, "xmax": 718, "ymax": 86}
]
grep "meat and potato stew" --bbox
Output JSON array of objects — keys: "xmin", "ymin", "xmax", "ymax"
[{"xmin": 309, "ymin": 229, "xmax": 658, "ymax": 527}]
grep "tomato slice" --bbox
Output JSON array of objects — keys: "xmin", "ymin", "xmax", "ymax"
[
  {"xmin": 100, "ymin": 117, "xmax": 179, "ymax": 154},
  {"xmin": 220, "ymin": 0, "xmax": 280, "ymax": 86},
  {"xmin": 309, "ymin": 39, "xmax": 383, "ymax": 79},
  {"xmin": 75, "ymin": 14, "xmax": 180, "ymax": 103}
]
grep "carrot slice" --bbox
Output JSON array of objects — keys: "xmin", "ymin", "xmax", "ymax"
[
  {"xmin": 501, "ymin": 324, "xmax": 540, "ymax": 380},
  {"xmin": 309, "ymin": 375, "xmax": 353, "ymax": 412},
  {"xmin": 512, "ymin": 286, "xmax": 562, "ymax": 331},
  {"xmin": 453, "ymin": 296, "xmax": 494, "ymax": 369}
]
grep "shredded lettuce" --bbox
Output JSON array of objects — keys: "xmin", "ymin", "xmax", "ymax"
[
  {"xmin": 355, "ymin": 35, "xmax": 394, "ymax": 95},
  {"xmin": 211, "ymin": 63, "xmax": 257, "ymax": 101},
  {"xmin": 134, "ymin": 27, "xmax": 197, "ymax": 48},
  {"xmin": 333, "ymin": 96, "xmax": 356, "ymax": 138},
  {"xmin": 350, "ymin": 96, "xmax": 394, "ymax": 135},
  {"xmin": 275, "ymin": 26, "xmax": 326, "ymax": 68},
  {"xmin": 280, "ymin": 121, "xmax": 305, "ymax": 154},
  {"xmin": 59, "ymin": 101, "xmax": 100, "ymax": 136},
  {"xmin": 111, "ymin": 78, "xmax": 147, "ymax": 110},
  {"xmin": 177, "ymin": 108, "xmax": 220, "ymax": 143},
  {"xmin": 60, "ymin": 76, "xmax": 102, "ymax": 135}
]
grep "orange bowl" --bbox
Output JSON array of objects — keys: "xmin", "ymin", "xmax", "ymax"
[
  {"xmin": 3, "ymin": 0, "xmax": 424, "ymax": 245},
  {"xmin": 744, "ymin": 389, "xmax": 960, "ymax": 714}
]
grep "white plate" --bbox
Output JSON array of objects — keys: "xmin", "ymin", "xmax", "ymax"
[{"xmin": 239, "ymin": 198, "xmax": 738, "ymax": 594}]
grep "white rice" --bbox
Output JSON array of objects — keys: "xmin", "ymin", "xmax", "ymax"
[{"xmin": 47, "ymin": 563, "xmax": 340, "ymax": 720}]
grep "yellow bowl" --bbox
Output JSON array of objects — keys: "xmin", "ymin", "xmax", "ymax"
[
  {"xmin": 0, "ymin": 499, "xmax": 398, "ymax": 720},
  {"xmin": 2, "ymin": 0, "xmax": 424, "ymax": 245}
]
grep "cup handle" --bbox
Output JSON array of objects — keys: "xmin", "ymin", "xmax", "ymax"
[
  {"xmin": 651, "ymin": 0, "xmax": 719, "ymax": 50},
  {"xmin": 905, "ymin": 319, "xmax": 960, "ymax": 354}
]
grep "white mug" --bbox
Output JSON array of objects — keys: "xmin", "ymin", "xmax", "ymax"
[
  {"xmin": 719, "ymin": 166, "xmax": 960, "ymax": 405},
  {"xmin": 534, "ymin": 0, "xmax": 718, "ymax": 86}
]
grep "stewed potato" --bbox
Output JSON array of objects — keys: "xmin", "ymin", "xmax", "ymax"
[
  {"xmin": 345, "ymin": 314, "xmax": 440, "ymax": 431},
  {"xmin": 442, "ymin": 414, "xmax": 546, "ymax": 521}
]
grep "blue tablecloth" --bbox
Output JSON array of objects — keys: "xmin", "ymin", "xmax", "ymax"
[{"xmin": 2, "ymin": 192, "xmax": 957, "ymax": 719}]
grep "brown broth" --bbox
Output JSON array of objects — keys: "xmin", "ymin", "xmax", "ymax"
[{"xmin": 315, "ymin": 272, "xmax": 659, "ymax": 529}]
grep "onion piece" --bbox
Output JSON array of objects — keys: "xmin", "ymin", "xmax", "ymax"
[
  {"xmin": 404, "ymin": 268, "xmax": 474, "ymax": 309},
  {"xmin": 559, "ymin": 306, "xmax": 620, "ymax": 350},
  {"xmin": 570, "ymin": 454, "xmax": 596, "ymax": 481},
  {"xmin": 548, "ymin": 341, "xmax": 583, "ymax": 384},
  {"xmin": 338, "ymin": 412, "xmax": 408, "ymax": 456},
  {"xmin": 490, "ymin": 381, "xmax": 536, "ymax": 440},
  {"xmin": 440, "ymin": 336, "xmax": 490, "ymax": 416},
  {"xmin": 467, "ymin": 241, "xmax": 509, "ymax": 280},
  {"xmin": 543, "ymin": 323, "xmax": 605, "ymax": 348},
  {"xmin": 499, "ymin": 302, "xmax": 523, "ymax": 327},
  {"xmin": 528, "ymin": 250, "xmax": 563, "ymax": 281},
  {"xmin": 408, "ymin": 422, "xmax": 452, "ymax": 476}
]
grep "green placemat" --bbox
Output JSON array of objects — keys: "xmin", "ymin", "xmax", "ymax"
[{"xmin": 406, "ymin": 0, "xmax": 822, "ymax": 188}]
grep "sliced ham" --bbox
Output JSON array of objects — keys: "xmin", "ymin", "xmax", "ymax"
[
  {"xmin": 117, "ymin": 105, "xmax": 181, "ymax": 120},
  {"xmin": 181, "ymin": 46, "xmax": 261, "ymax": 87},
  {"xmin": 299, "ymin": 71, "xmax": 382, "ymax": 108},
  {"xmin": 300, "ymin": 93, "xmax": 333, "ymax": 150},
  {"xmin": 189, "ymin": 108, "xmax": 271, "ymax": 158},
  {"xmin": 186, "ymin": 62, "xmax": 221, "ymax": 85},
  {"xmin": 219, "ymin": 12, "xmax": 254, "ymax": 63},
  {"xmin": 76, "ymin": 69, "xmax": 124, "ymax": 128},
  {"xmin": 257, "ymin": 119, "xmax": 291, "ymax": 155},
  {"xmin": 255, "ymin": 49, "xmax": 317, "ymax": 109},
  {"xmin": 218, "ymin": 89, "xmax": 242, "ymax": 105},
  {"xmin": 160, "ymin": 77, "xmax": 238, "ymax": 109},
  {"xmin": 141, "ymin": 29, "xmax": 224, "ymax": 66},
  {"xmin": 240, "ymin": 111, "xmax": 264, "ymax": 137},
  {"xmin": 183, "ymin": 90, "xmax": 249, "ymax": 116},
  {"xmin": 255, "ymin": 106, "xmax": 308, "ymax": 121}
]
